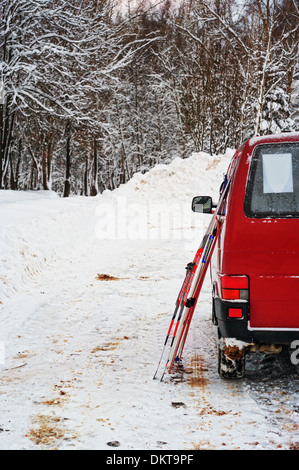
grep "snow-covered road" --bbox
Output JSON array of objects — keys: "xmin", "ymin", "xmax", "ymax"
[{"xmin": 0, "ymin": 152, "xmax": 298, "ymax": 450}]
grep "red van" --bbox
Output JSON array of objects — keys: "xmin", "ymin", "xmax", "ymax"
[{"xmin": 193, "ymin": 132, "xmax": 299, "ymax": 378}]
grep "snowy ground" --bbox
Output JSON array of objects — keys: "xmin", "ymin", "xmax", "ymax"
[{"xmin": 0, "ymin": 151, "xmax": 299, "ymax": 451}]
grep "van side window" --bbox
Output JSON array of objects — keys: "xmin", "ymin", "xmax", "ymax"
[{"xmin": 244, "ymin": 143, "xmax": 299, "ymax": 218}]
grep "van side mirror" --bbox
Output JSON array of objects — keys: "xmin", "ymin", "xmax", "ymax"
[{"xmin": 192, "ymin": 196, "xmax": 213, "ymax": 213}]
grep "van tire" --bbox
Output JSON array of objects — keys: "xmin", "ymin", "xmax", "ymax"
[{"xmin": 217, "ymin": 338, "xmax": 246, "ymax": 380}]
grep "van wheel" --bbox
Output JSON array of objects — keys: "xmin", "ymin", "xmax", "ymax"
[{"xmin": 217, "ymin": 338, "xmax": 246, "ymax": 380}]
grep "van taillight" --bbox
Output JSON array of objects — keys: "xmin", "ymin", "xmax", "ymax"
[
  {"xmin": 221, "ymin": 275, "xmax": 249, "ymax": 301},
  {"xmin": 228, "ymin": 308, "xmax": 243, "ymax": 318}
]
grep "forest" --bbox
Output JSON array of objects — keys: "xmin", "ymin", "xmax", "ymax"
[{"xmin": 0, "ymin": 0, "xmax": 298, "ymax": 196}]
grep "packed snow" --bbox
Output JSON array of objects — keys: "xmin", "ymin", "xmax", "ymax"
[{"xmin": 0, "ymin": 150, "xmax": 299, "ymax": 451}]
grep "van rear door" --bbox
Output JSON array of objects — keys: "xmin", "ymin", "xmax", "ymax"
[{"xmin": 244, "ymin": 141, "xmax": 299, "ymax": 330}]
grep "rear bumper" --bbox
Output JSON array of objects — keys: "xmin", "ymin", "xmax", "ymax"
[{"xmin": 214, "ymin": 298, "xmax": 299, "ymax": 345}]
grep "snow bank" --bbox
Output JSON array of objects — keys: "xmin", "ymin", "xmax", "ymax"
[
  {"xmin": 0, "ymin": 190, "xmax": 97, "ymax": 301},
  {"xmin": 94, "ymin": 151, "xmax": 233, "ymax": 246},
  {"xmin": 109, "ymin": 150, "xmax": 233, "ymax": 203}
]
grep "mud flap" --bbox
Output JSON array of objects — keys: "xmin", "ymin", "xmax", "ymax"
[{"xmin": 218, "ymin": 338, "xmax": 247, "ymax": 379}]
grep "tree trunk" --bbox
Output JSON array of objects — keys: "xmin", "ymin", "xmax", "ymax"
[
  {"xmin": 1, "ymin": 104, "xmax": 15, "ymax": 188},
  {"xmin": 9, "ymin": 154, "xmax": 16, "ymax": 190},
  {"xmin": 42, "ymin": 144, "xmax": 48, "ymax": 190},
  {"xmin": 15, "ymin": 138, "xmax": 21, "ymax": 189},
  {"xmin": 90, "ymin": 136, "xmax": 98, "ymax": 196},
  {"xmin": 84, "ymin": 153, "xmax": 88, "ymax": 196},
  {"xmin": 47, "ymin": 134, "xmax": 53, "ymax": 190},
  {"xmin": 63, "ymin": 120, "xmax": 71, "ymax": 198}
]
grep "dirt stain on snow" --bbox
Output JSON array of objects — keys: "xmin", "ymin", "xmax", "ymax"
[
  {"xmin": 90, "ymin": 336, "xmax": 130, "ymax": 354},
  {"xmin": 95, "ymin": 273, "xmax": 123, "ymax": 281},
  {"xmin": 91, "ymin": 342, "xmax": 120, "ymax": 353},
  {"xmin": 95, "ymin": 273, "xmax": 150, "ymax": 282},
  {"xmin": 13, "ymin": 350, "xmax": 35, "ymax": 360},
  {"xmin": 186, "ymin": 354, "xmax": 208, "ymax": 388},
  {"xmin": 186, "ymin": 354, "xmax": 237, "ymax": 449},
  {"xmin": 26, "ymin": 414, "xmax": 67, "ymax": 447}
]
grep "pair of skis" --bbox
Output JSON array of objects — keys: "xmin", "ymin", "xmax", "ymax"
[
  {"xmin": 153, "ymin": 150, "xmax": 238, "ymax": 381},
  {"xmin": 152, "ymin": 245, "xmax": 204, "ymax": 380}
]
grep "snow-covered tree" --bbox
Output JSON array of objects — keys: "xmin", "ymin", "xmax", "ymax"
[
  {"xmin": 1, "ymin": 0, "xmax": 298, "ymax": 195},
  {"xmin": 0, "ymin": 0, "xmax": 136, "ymax": 194}
]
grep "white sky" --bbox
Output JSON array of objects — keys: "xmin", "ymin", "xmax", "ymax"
[{"xmin": 116, "ymin": 0, "xmax": 180, "ymax": 13}]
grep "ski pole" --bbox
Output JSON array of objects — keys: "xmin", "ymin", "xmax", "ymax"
[
  {"xmin": 167, "ymin": 230, "xmax": 218, "ymax": 374},
  {"xmin": 153, "ymin": 260, "xmax": 195, "ymax": 380},
  {"xmin": 171, "ymin": 222, "xmax": 220, "ymax": 373},
  {"xmin": 158, "ymin": 248, "xmax": 204, "ymax": 381},
  {"xmin": 159, "ymin": 231, "xmax": 215, "ymax": 380}
]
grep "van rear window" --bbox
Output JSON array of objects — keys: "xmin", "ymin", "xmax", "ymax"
[{"xmin": 244, "ymin": 142, "xmax": 299, "ymax": 218}]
